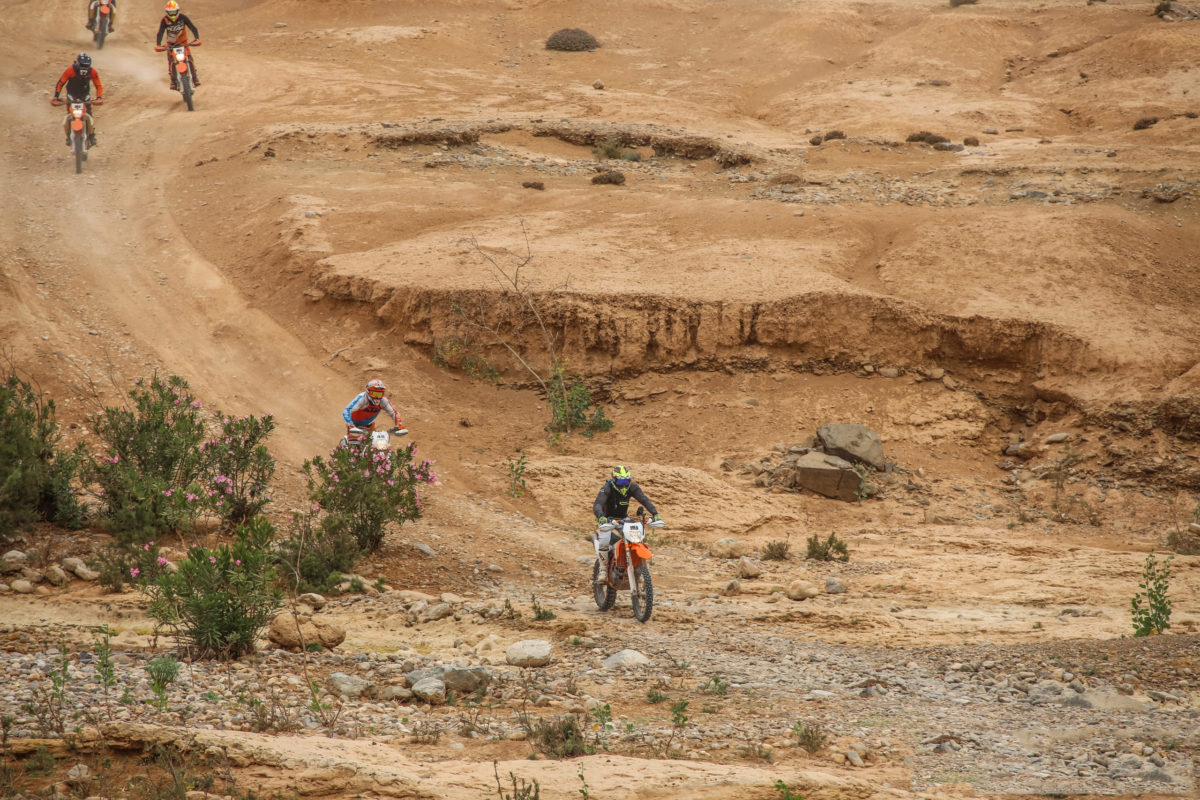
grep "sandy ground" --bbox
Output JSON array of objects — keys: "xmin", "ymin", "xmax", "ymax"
[{"xmin": 3, "ymin": 1, "xmax": 1200, "ymax": 798}]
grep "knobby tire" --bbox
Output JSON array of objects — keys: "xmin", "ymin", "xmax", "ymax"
[
  {"xmin": 631, "ymin": 564, "xmax": 654, "ymax": 623},
  {"xmin": 73, "ymin": 135, "xmax": 84, "ymax": 174},
  {"xmin": 592, "ymin": 559, "xmax": 616, "ymax": 611}
]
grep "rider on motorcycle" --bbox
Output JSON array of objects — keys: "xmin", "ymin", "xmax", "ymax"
[
  {"xmin": 85, "ymin": 0, "xmax": 116, "ymax": 33},
  {"xmin": 593, "ymin": 465, "xmax": 662, "ymax": 558},
  {"xmin": 341, "ymin": 379, "xmax": 407, "ymax": 447},
  {"xmin": 156, "ymin": 1, "xmax": 201, "ymax": 90},
  {"xmin": 53, "ymin": 53, "xmax": 103, "ymax": 147}
]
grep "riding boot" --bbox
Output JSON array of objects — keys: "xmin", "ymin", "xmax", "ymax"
[{"xmin": 190, "ymin": 60, "xmax": 201, "ymax": 87}]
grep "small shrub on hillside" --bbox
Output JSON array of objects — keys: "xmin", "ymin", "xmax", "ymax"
[
  {"xmin": 906, "ymin": 131, "xmax": 949, "ymax": 144},
  {"xmin": 95, "ymin": 539, "xmax": 167, "ymax": 593},
  {"xmin": 762, "ymin": 539, "xmax": 790, "ymax": 561},
  {"xmin": 531, "ymin": 714, "xmax": 589, "ymax": 757},
  {"xmin": 275, "ymin": 509, "xmax": 361, "ymax": 595},
  {"xmin": 792, "ymin": 718, "xmax": 828, "ymax": 753},
  {"xmin": 545, "ymin": 364, "xmax": 612, "ymax": 438},
  {"xmin": 545, "ymin": 28, "xmax": 599, "ymax": 52},
  {"xmin": 200, "ymin": 413, "xmax": 276, "ymax": 526},
  {"xmin": 592, "ymin": 136, "xmax": 625, "ymax": 160},
  {"xmin": 949, "ymin": 0, "xmax": 979, "ymax": 7},
  {"xmin": 823, "ymin": 130, "xmax": 846, "ymax": 142},
  {"xmin": 591, "ymin": 169, "xmax": 626, "ymax": 186},
  {"xmin": 0, "ymin": 374, "xmax": 88, "ymax": 540},
  {"xmin": 1166, "ymin": 527, "xmax": 1200, "ymax": 556},
  {"xmin": 88, "ymin": 374, "xmax": 209, "ymax": 543},
  {"xmin": 1130, "ymin": 553, "xmax": 1172, "ymax": 637},
  {"xmin": 304, "ymin": 442, "xmax": 436, "ymax": 553},
  {"xmin": 433, "ymin": 337, "xmax": 500, "ymax": 383},
  {"xmin": 806, "ymin": 532, "xmax": 849, "ymax": 562},
  {"xmin": 1133, "ymin": 117, "xmax": 1159, "ymax": 131},
  {"xmin": 142, "ymin": 516, "xmax": 282, "ymax": 659}
]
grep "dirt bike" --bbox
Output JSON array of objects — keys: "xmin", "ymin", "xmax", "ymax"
[
  {"xmin": 155, "ymin": 40, "xmax": 201, "ymax": 111},
  {"xmin": 53, "ymin": 94, "xmax": 99, "ymax": 175},
  {"xmin": 591, "ymin": 507, "xmax": 664, "ymax": 623},
  {"xmin": 91, "ymin": 0, "xmax": 114, "ymax": 49},
  {"xmin": 338, "ymin": 425, "xmax": 407, "ymax": 454}
]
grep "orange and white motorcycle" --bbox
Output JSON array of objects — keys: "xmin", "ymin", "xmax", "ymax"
[
  {"xmin": 154, "ymin": 40, "xmax": 201, "ymax": 111},
  {"xmin": 90, "ymin": 0, "xmax": 114, "ymax": 49},
  {"xmin": 52, "ymin": 94, "xmax": 100, "ymax": 174},
  {"xmin": 591, "ymin": 508, "xmax": 664, "ymax": 623}
]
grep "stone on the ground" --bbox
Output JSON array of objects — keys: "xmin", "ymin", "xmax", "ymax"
[
  {"xmin": 825, "ymin": 577, "xmax": 848, "ymax": 594},
  {"xmin": 411, "ymin": 677, "xmax": 447, "ymax": 704},
  {"xmin": 1, "ymin": 551, "xmax": 27, "ymax": 573},
  {"xmin": 267, "ymin": 613, "xmax": 345, "ymax": 650},
  {"xmin": 711, "ymin": 538, "xmax": 750, "ymax": 559},
  {"xmin": 722, "ymin": 578, "xmax": 741, "ymax": 596},
  {"xmin": 506, "ymin": 639, "xmax": 553, "ymax": 667},
  {"xmin": 816, "ymin": 423, "xmax": 885, "ymax": 469},
  {"xmin": 45, "ymin": 566, "xmax": 70, "ymax": 587},
  {"xmin": 327, "ymin": 672, "xmax": 371, "ymax": 698},
  {"xmin": 787, "ymin": 580, "xmax": 820, "ymax": 600},
  {"xmin": 11, "ymin": 579, "xmax": 34, "ymax": 594},
  {"xmin": 298, "ymin": 592, "xmax": 327, "ymax": 609},
  {"xmin": 737, "ymin": 556, "xmax": 762, "ymax": 578},
  {"xmin": 61, "ymin": 557, "xmax": 86, "ymax": 573},
  {"xmin": 418, "ymin": 603, "xmax": 454, "ymax": 622},
  {"xmin": 73, "ymin": 564, "xmax": 99, "ymax": 581},
  {"xmin": 792, "ymin": 451, "xmax": 863, "ymax": 502},
  {"xmin": 603, "ymin": 649, "xmax": 650, "ymax": 670},
  {"xmin": 442, "ymin": 665, "xmax": 492, "ymax": 693}
]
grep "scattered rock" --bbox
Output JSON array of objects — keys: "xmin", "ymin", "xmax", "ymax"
[
  {"xmin": 737, "ymin": 557, "xmax": 762, "ymax": 579},
  {"xmin": 327, "ymin": 672, "xmax": 371, "ymax": 698},
  {"xmin": 44, "ymin": 566, "xmax": 70, "ymax": 587},
  {"xmin": 267, "ymin": 613, "xmax": 346, "ymax": 651},
  {"xmin": 786, "ymin": 580, "xmax": 821, "ymax": 600},
  {"xmin": 603, "ymin": 649, "xmax": 650, "ymax": 669},
  {"xmin": 592, "ymin": 79, "xmax": 604, "ymax": 90},
  {"xmin": 791, "ymin": 451, "xmax": 863, "ymax": 502},
  {"xmin": 1, "ymin": 550, "xmax": 27, "ymax": 574},
  {"xmin": 825, "ymin": 577, "xmax": 848, "ymax": 594},
  {"xmin": 411, "ymin": 677, "xmax": 447, "ymax": 704},
  {"xmin": 298, "ymin": 592, "xmax": 327, "ymax": 609},
  {"xmin": 817, "ymin": 424, "xmax": 885, "ymax": 470},
  {"xmin": 710, "ymin": 538, "xmax": 751, "ymax": 559},
  {"xmin": 11, "ymin": 579, "xmax": 34, "ymax": 594},
  {"xmin": 506, "ymin": 639, "xmax": 554, "ymax": 667},
  {"xmin": 722, "ymin": 579, "xmax": 741, "ymax": 596}
]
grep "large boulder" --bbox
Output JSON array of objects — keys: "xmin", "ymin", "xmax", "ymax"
[
  {"xmin": 792, "ymin": 451, "xmax": 863, "ymax": 502},
  {"xmin": 506, "ymin": 639, "xmax": 554, "ymax": 667},
  {"xmin": 710, "ymin": 538, "xmax": 751, "ymax": 559},
  {"xmin": 442, "ymin": 666, "xmax": 492, "ymax": 694},
  {"xmin": 603, "ymin": 649, "xmax": 650, "ymax": 670},
  {"xmin": 411, "ymin": 677, "xmax": 447, "ymax": 705},
  {"xmin": 816, "ymin": 424, "xmax": 885, "ymax": 470},
  {"xmin": 326, "ymin": 672, "xmax": 371, "ymax": 698},
  {"xmin": 267, "ymin": 613, "xmax": 345, "ymax": 650},
  {"xmin": 2, "ymin": 550, "xmax": 27, "ymax": 574},
  {"xmin": 787, "ymin": 580, "xmax": 821, "ymax": 600}
]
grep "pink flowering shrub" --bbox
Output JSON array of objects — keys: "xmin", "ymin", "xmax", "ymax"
[
  {"xmin": 141, "ymin": 516, "xmax": 281, "ymax": 659},
  {"xmin": 87, "ymin": 374, "xmax": 208, "ymax": 544},
  {"xmin": 304, "ymin": 442, "xmax": 436, "ymax": 553},
  {"xmin": 201, "ymin": 413, "xmax": 276, "ymax": 526}
]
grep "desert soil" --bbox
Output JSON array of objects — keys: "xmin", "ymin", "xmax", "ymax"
[{"xmin": 2, "ymin": 1, "xmax": 1200, "ymax": 798}]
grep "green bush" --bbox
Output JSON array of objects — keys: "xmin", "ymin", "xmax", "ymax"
[
  {"xmin": 592, "ymin": 136, "xmax": 625, "ymax": 160},
  {"xmin": 545, "ymin": 28, "xmax": 599, "ymax": 52},
  {"xmin": 0, "ymin": 374, "xmax": 88, "ymax": 540},
  {"xmin": 1131, "ymin": 553, "xmax": 1172, "ymax": 637},
  {"xmin": 201, "ymin": 413, "xmax": 276, "ymax": 526},
  {"xmin": 304, "ymin": 442, "xmax": 436, "ymax": 553},
  {"xmin": 88, "ymin": 374, "xmax": 209, "ymax": 543},
  {"xmin": 546, "ymin": 364, "xmax": 612, "ymax": 438},
  {"xmin": 276, "ymin": 509, "xmax": 361, "ymax": 595},
  {"xmin": 590, "ymin": 170, "xmax": 626, "ymax": 186},
  {"xmin": 94, "ymin": 539, "xmax": 168, "ymax": 593},
  {"xmin": 762, "ymin": 539, "xmax": 790, "ymax": 560},
  {"xmin": 806, "ymin": 532, "xmax": 849, "ymax": 562},
  {"xmin": 142, "ymin": 516, "xmax": 282, "ymax": 659}
]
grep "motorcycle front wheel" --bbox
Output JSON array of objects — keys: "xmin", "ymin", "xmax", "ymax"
[
  {"xmin": 73, "ymin": 135, "xmax": 84, "ymax": 174},
  {"xmin": 631, "ymin": 564, "xmax": 653, "ymax": 623},
  {"xmin": 591, "ymin": 559, "xmax": 616, "ymax": 611}
]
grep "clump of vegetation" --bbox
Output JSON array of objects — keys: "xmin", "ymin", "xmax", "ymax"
[
  {"xmin": 276, "ymin": 507, "xmax": 360, "ymax": 595},
  {"xmin": 809, "ymin": 134, "xmax": 823, "ymax": 146},
  {"xmin": 1, "ymin": 373, "xmax": 89, "ymax": 541},
  {"xmin": 823, "ymin": 130, "xmax": 846, "ymax": 141},
  {"xmin": 141, "ymin": 516, "xmax": 282, "ymax": 659},
  {"xmin": 949, "ymin": 0, "xmax": 979, "ymax": 7},
  {"xmin": 545, "ymin": 28, "xmax": 599, "ymax": 52},
  {"xmin": 806, "ymin": 532, "xmax": 849, "ymax": 562},
  {"xmin": 506, "ymin": 451, "xmax": 528, "ymax": 498},
  {"xmin": 762, "ymin": 538, "xmax": 791, "ymax": 561},
  {"xmin": 591, "ymin": 169, "xmax": 626, "ymax": 185},
  {"xmin": 1130, "ymin": 553, "xmax": 1172, "ymax": 637},
  {"xmin": 906, "ymin": 130, "xmax": 949, "ymax": 144},
  {"xmin": 1154, "ymin": 2, "xmax": 1174, "ymax": 19},
  {"xmin": 303, "ymin": 439, "xmax": 435, "ymax": 553},
  {"xmin": 546, "ymin": 364, "xmax": 612, "ymax": 438},
  {"xmin": 792, "ymin": 718, "xmax": 828, "ymax": 753},
  {"xmin": 492, "ymin": 761, "xmax": 541, "ymax": 800},
  {"xmin": 433, "ymin": 337, "xmax": 499, "ymax": 383},
  {"xmin": 1133, "ymin": 116, "xmax": 1159, "ymax": 131},
  {"xmin": 963, "ymin": 136, "xmax": 980, "ymax": 146},
  {"xmin": 1166, "ymin": 527, "xmax": 1200, "ymax": 555},
  {"xmin": 700, "ymin": 674, "xmax": 729, "ymax": 695},
  {"xmin": 531, "ymin": 714, "xmax": 589, "ymax": 757}
]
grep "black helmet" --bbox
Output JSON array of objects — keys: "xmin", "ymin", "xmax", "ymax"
[{"xmin": 74, "ymin": 53, "xmax": 92, "ymax": 74}]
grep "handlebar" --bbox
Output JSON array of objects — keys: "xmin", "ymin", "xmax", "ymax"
[{"xmin": 156, "ymin": 40, "xmax": 201, "ymax": 52}]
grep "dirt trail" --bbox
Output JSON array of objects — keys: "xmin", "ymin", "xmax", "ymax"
[{"xmin": 3, "ymin": 1, "xmax": 1200, "ymax": 798}]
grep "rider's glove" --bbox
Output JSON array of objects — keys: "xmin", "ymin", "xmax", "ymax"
[{"xmin": 597, "ymin": 516, "xmax": 608, "ymax": 526}]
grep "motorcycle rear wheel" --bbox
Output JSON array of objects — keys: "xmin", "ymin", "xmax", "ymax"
[
  {"xmin": 631, "ymin": 564, "xmax": 653, "ymax": 623},
  {"xmin": 591, "ymin": 559, "xmax": 616, "ymax": 611},
  {"xmin": 95, "ymin": 19, "xmax": 108, "ymax": 49}
]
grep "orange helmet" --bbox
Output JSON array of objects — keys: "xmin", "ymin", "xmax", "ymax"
[
  {"xmin": 366, "ymin": 378, "xmax": 386, "ymax": 402},
  {"xmin": 165, "ymin": 1, "xmax": 180, "ymax": 20}
]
